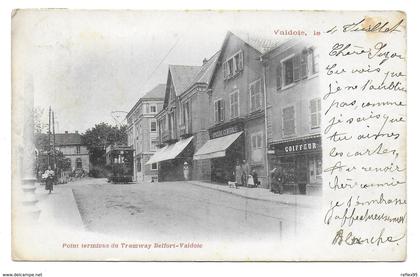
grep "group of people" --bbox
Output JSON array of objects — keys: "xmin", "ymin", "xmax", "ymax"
[{"xmin": 233, "ymin": 159, "xmax": 260, "ymax": 188}]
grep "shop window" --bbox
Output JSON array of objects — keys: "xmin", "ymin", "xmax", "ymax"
[
  {"xmin": 249, "ymin": 79, "xmax": 263, "ymax": 112},
  {"xmin": 310, "ymin": 98, "xmax": 321, "ymax": 129},
  {"xmin": 282, "ymin": 106, "xmax": 296, "ymax": 136},
  {"xmin": 229, "ymin": 90, "xmax": 239, "ymax": 119},
  {"xmin": 223, "ymin": 50, "xmax": 244, "ymax": 80},
  {"xmin": 150, "ymin": 120, "xmax": 157, "ymax": 132},
  {"xmin": 214, "ymin": 99, "xmax": 225, "ymax": 123},
  {"xmin": 151, "ymin": 163, "xmax": 158, "ymax": 170}
]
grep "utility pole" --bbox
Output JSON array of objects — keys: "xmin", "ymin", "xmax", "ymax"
[
  {"xmin": 48, "ymin": 106, "xmax": 51, "ymax": 167},
  {"xmin": 52, "ymin": 110, "xmax": 56, "ymax": 172}
]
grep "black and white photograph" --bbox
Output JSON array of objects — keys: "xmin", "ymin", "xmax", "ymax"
[{"xmin": 10, "ymin": 9, "xmax": 407, "ymax": 262}]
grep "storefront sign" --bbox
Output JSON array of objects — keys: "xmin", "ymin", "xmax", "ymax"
[
  {"xmin": 273, "ymin": 136, "xmax": 321, "ymax": 156},
  {"xmin": 210, "ymin": 124, "xmax": 243, "ymax": 139}
]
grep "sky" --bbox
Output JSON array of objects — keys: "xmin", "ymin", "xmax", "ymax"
[{"xmin": 14, "ymin": 10, "xmax": 315, "ymax": 133}]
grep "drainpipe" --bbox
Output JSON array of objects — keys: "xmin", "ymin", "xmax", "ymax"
[{"xmin": 261, "ymin": 57, "xmax": 271, "ymax": 190}]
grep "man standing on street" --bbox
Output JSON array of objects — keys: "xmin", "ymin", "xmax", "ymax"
[{"xmin": 241, "ymin": 159, "xmax": 250, "ymax": 187}]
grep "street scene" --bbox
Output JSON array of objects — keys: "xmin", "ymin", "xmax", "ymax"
[{"xmin": 13, "ymin": 11, "xmax": 322, "ymax": 251}]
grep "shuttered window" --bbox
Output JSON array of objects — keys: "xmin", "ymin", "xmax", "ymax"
[
  {"xmin": 249, "ymin": 79, "xmax": 263, "ymax": 112},
  {"xmin": 229, "ymin": 90, "xmax": 239, "ymax": 118},
  {"xmin": 282, "ymin": 106, "xmax": 295, "ymax": 136},
  {"xmin": 310, "ymin": 98, "xmax": 321, "ymax": 128},
  {"xmin": 214, "ymin": 99, "xmax": 225, "ymax": 123}
]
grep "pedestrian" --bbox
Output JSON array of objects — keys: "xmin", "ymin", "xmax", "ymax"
[
  {"xmin": 251, "ymin": 169, "xmax": 260, "ymax": 187},
  {"xmin": 235, "ymin": 160, "xmax": 242, "ymax": 187},
  {"xmin": 42, "ymin": 166, "xmax": 55, "ymax": 194},
  {"xmin": 241, "ymin": 159, "xmax": 250, "ymax": 187},
  {"xmin": 270, "ymin": 166, "xmax": 284, "ymax": 194}
]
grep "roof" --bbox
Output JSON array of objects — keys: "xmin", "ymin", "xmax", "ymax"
[
  {"xmin": 142, "ymin": 83, "xmax": 166, "ymax": 99},
  {"xmin": 190, "ymin": 51, "xmax": 220, "ymax": 85},
  {"xmin": 230, "ymin": 30, "xmax": 286, "ymax": 54},
  {"xmin": 127, "ymin": 83, "xmax": 166, "ymax": 118},
  {"xmin": 168, "ymin": 65, "xmax": 201, "ymax": 95},
  {"xmin": 54, "ymin": 133, "xmax": 83, "ymax": 146}
]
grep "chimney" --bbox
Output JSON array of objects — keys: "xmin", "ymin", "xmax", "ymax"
[
  {"xmin": 64, "ymin": 131, "xmax": 68, "ymax": 134},
  {"xmin": 202, "ymin": 58, "xmax": 208, "ymax": 65}
]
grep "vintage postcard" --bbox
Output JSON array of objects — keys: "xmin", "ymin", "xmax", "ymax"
[{"xmin": 11, "ymin": 10, "xmax": 406, "ymax": 261}]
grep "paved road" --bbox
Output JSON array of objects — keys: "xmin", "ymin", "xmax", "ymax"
[{"xmin": 72, "ymin": 179, "xmax": 313, "ymax": 242}]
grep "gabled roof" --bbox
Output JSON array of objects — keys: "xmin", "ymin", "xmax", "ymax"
[
  {"xmin": 54, "ymin": 133, "xmax": 82, "ymax": 146},
  {"xmin": 168, "ymin": 65, "xmax": 201, "ymax": 95},
  {"xmin": 142, "ymin": 83, "xmax": 166, "ymax": 99}
]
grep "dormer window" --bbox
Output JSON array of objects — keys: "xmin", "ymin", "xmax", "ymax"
[{"xmin": 223, "ymin": 50, "xmax": 244, "ymax": 80}]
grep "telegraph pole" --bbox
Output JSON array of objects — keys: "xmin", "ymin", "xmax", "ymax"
[
  {"xmin": 52, "ymin": 110, "xmax": 56, "ymax": 172},
  {"xmin": 48, "ymin": 106, "xmax": 51, "ymax": 167}
]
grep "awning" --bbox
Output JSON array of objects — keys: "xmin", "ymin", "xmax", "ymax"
[
  {"xmin": 146, "ymin": 136, "xmax": 193, "ymax": 165},
  {"xmin": 193, "ymin": 131, "xmax": 243, "ymax": 160}
]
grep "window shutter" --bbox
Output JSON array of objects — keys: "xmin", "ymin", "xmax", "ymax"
[
  {"xmin": 214, "ymin": 101, "xmax": 219, "ymax": 122},
  {"xmin": 223, "ymin": 62, "xmax": 227, "ymax": 80},
  {"xmin": 293, "ymin": 55, "xmax": 301, "ymax": 82},
  {"xmin": 221, "ymin": 100, "xmax": 225, "ymax": 121},
  {"xmin": 238, "ymin": 51, "xmax": 244, "ymax": 70},
  {"xmin": 301, "ymin": 50, "xmax": 308, "ymax": 79},
  {"xmin": 276, "ymin": 64, "xmax": 282, "ymax": 89}
]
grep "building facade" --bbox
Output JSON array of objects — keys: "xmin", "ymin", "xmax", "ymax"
[
  {"xmin": 150, "ymin": 54, "xmax": 219, "ymax": 182},
  {"xmin": 263, "ymin": 39, "xmax": 322, "ymax": 195},
  {"xmin": 194, "ymin": 31, "xmax": 283, "ymax": 188},
  {"xmin": 54, "ymin": 131, "xmax": 90, "ymax": 173},
  {"xmin": 126, "ymin": 84, "xmax": 165, "ymax": 182}
]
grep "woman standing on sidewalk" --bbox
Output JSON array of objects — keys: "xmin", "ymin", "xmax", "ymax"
[{"xmin": 43, "ymin": 166, "xmax": 55, "ymax": 194}]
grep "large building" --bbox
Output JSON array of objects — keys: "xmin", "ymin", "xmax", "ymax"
[
  {"xmin": 263, "ymin": 39, "xmax": 321, "ymax": 195},
  {"xmin": 54, "ymin": 131, "xmax": 90, "ymax": 173},
  {"xmin": 149, "ymin": 54, "xmax": 219, "ymax": 182},
  {"xmin": 193, "ymin": 31, "xmax": 284, "ymax": 188},
  {"xmin": 126, "ymin": 84, "xmax": 166, "ymax": 182}
]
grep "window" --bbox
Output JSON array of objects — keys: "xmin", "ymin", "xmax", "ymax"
[
  {"xmin": 137, "ymin": 158, "xmax": 141, "ymax": 172},
  {"xmin": 229, "ymin": 90, "xmax": 239, "ymax": 118},
  {"xmin": 76, "ymin": 158, "xmax": 82, "ymax": 169},
  {"xmin": 283, "ymin": 58, "xmax": 294, "ymax": 86},
  {"xmin": 282, "ymin": 106, "xmax": 296, "ymax": 136},
  {"xmin": 151, "ymin": 163, "xmax": 158, "ymax": 170},
  {"xmin": 150, "ymin": 105, "xmax": 157, "ymax": 113},
  {"xmin": 249, "ymin": 79, "xmax": 263, "ymax": 112},
  {"xmin": 223, "ymin": 51, "xmax": 244, "ymax": 80},
  {"xmin": 214, "ymin": 99, "xmax": 225, "ymax": 123},
  {"xmin": 150, "ymin": 138, "xmax": 158, "ymax": 151},
  {"xmin": 251, "ymin": 133, "xmax": 263, "ymax": 149},
  {"xmin": 150, "ymin": 120, "xmax": 157, "ymax": 132},
  {"xmin": 250, "ymin": 132, "xmax": 263, "ymax": 163},
  {"xmin": 308, "ymin": 48, "xmax": 319, "ymax": 75},
  {"xmin": 76, "ymin": 146, "xmax": 81, "ymax": 154},
  {"xmin": 182, "ymin": 101, "xmax": 190, "ymax": 132},
  {"xmin": 310, "ymin": 98, "xmax": 321, "ymax": 128},
  {"xmin": 276, "ymin": 64, "xmax": 282, "ymax": 90}
]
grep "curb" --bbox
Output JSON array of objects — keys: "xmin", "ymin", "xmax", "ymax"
[{"xmin": 187, "ymin": 181, "xmax": 320, "ymax": 208}]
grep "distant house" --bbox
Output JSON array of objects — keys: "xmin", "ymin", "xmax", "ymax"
[{"xmin": 54, "ymin": 131, "xmax": 90, "ymax": 173}]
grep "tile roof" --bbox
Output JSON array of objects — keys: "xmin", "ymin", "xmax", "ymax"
[
  {"xmin": 142, "ymin": 83, "xmax": 166, "ymax": 99},
  {"xmin": 230, "ymin": 30, "xmax": 286, "ymax": 54},
  {"xmin": 169, "ymin": 65, "xmax": 201, "ymax": 95},
  {"xmin": 54, "ymin": 133, "xmax": 83, "ymax": 146},
  {"xmin": 190, "ymin": 51, "xmax": 221, "ymax": 86}
]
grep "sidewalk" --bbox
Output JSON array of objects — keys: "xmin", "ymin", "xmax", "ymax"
[
  {"xmin": 35, "ymin": 182, "xmax": 85, "ymax": 231},
  {"xmin": 187, "ymin": 180, "xmax": 321, "ymax": 208}
]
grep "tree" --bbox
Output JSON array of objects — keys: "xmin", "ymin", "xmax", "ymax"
[{"xmin": 81, "ymin": 122, "xmax": 127, "ymax": 177}]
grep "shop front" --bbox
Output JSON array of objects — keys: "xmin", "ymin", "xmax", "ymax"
[
  {"xmin": 269, "ymin": 135, "xmax": 322, "ymax": 195},
  {"xmin": 146, "ymin": 136, "xmax": 194, "ymax": 182},
  {"xmin": 194, "ymin": 120, "xmax": 245, "ymax": 184}
]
